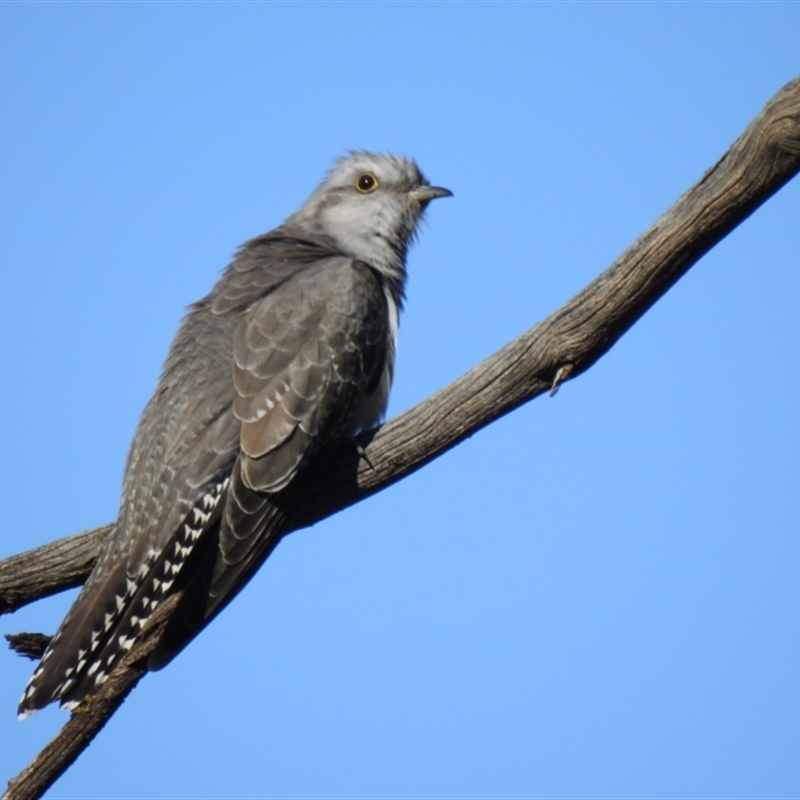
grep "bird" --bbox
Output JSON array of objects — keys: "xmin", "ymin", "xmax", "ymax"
[{"xmin": 18, "ymin": 152, "xmax": 451, "ymax": 717}]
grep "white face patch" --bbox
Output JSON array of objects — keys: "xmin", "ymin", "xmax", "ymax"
[{"xmin": 287, "ymin": 153, "xmax": 431, "ymax": 285}]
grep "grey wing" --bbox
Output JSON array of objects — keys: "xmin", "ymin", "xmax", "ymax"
[{"xmin": 149, "ymin": 257, "xmax": 390, "ymax": 667}]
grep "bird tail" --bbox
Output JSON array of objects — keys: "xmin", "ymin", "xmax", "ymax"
[{"xmin": 17, "ymin": 556, "xmax": 134, "ymax": 717}]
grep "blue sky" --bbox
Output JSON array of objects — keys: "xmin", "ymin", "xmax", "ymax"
[{"xmin": 1, "ymin": 3, "xmax": 798, "ymax": 798}]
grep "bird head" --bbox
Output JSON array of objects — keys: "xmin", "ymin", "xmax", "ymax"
[{"xmin": 285, "ymin": 152, "xmax": 452, "ymax": 283}]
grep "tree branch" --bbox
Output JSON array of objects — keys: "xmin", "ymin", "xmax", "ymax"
[
  {"xmin": 0, "ymin": 525, "xmax": 112, "ymax": 616},
  {"xmin": 3, "ymin": 75, "xmax": 799, "ymax": 799}
]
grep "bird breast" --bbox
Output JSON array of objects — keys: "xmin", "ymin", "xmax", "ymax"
[{"xmin": 348, "ymin": 284, "xmax": 398, "ymax": 435}]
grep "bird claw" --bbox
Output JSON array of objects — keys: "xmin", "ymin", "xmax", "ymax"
[{"xmin": 350, "ymin": 437, "xmax": 375, "ymax": 472}]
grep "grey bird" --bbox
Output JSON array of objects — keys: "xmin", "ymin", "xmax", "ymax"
[{"xmin": 19, "ymin": 152, "xmax": 451, "ymax": 716}]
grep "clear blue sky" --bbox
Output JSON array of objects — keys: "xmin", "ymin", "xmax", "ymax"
[{"xmin": 1, "ymin": 3, "xmax": 798, "ymax": 798}]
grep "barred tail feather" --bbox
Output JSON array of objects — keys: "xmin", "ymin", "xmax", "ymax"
[
  {"xmin": 17, "ymin": 560, "xmax": 138, "ymax": 717},
  {"xmin": 18, "ymin": 478, "xmax": 230, "ymax": 717}
]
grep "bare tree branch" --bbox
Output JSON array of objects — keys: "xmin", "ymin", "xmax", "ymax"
[
  {"xmin": 3, "ymin": 75, "xmax": 799, "ymax": 800},
  {"xmin": 0, "ymin": 525, "xmax": 112, "ymax": 616}
]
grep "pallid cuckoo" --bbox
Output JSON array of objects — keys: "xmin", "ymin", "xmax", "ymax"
[{"xmin": 19, "ymin": 152, "xmax": 451, "ymax": 717}]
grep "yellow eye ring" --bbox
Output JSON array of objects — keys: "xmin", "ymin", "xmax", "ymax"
[{"xmin": 356, "ymin": 173, "xmax": 379, "ymax": 193}]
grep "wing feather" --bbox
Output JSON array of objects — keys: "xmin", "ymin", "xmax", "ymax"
[{"xmin": 149, "ymin": 258, "xmax": 390, "ymax": 668}]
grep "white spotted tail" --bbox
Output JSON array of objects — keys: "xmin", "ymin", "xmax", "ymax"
[{"xmin": 18, "ymin": 477, "xmax": 230, "ymax": 717}]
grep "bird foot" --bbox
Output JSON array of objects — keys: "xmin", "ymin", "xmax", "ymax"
[{"xmin": 349, "ymin": 437, "xmax": 375, "ymax": 471}]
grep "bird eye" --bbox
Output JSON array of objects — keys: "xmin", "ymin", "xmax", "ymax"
[{"xmin": 356, "ymin": 173, "xmax": 379, "ymax": 193}]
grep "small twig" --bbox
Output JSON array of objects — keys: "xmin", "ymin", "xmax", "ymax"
[
  {"xmin": 5, "ymin": 635, "xmax": 52, "ymax": 662},
  {"xmin": 549, "ymin": 364, "xmax": 574, "ymax": 397}
]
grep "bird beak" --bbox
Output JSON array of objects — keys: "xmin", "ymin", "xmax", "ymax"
[{"xmin": 408, "ymin": 185, "xmax": 453, "ymax": 204}]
